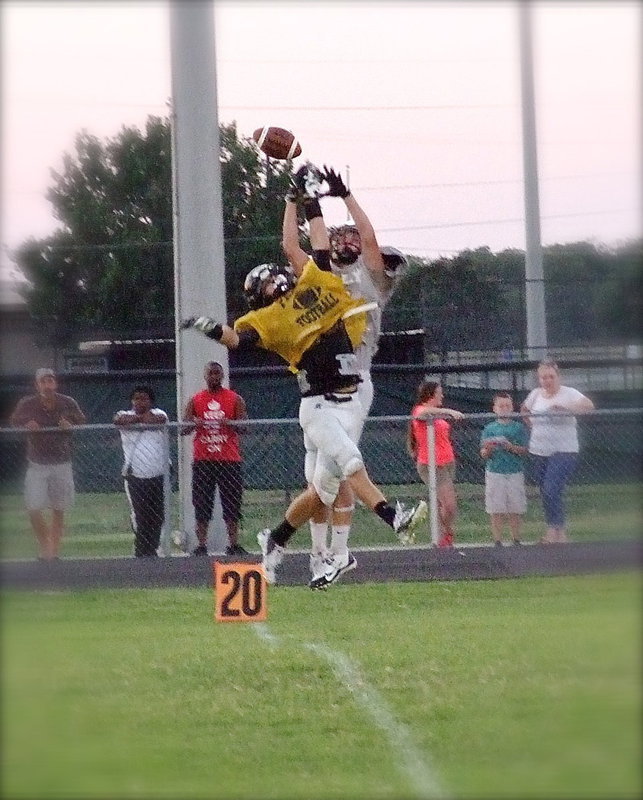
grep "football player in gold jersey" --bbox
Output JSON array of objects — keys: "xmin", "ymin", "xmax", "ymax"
[{"xmin": 181, "ymin": 164, "xmax": 426, "ymax": 583}]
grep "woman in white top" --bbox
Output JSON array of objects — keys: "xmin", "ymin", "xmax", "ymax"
[{"xmin": 520, "ymin": 360, "xmax": 594, "ymax": 543}]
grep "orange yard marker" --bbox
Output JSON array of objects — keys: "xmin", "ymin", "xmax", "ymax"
[{"xmin": 214, "ymin": 561, "xmax": 267, "ymax": 622}]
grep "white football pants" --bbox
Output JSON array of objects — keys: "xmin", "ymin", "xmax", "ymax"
[{"xmin": 300, "ymin": 392, "xmax": 364, "ymax": 506}]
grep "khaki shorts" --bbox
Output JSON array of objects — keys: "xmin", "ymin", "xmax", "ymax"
[
  {"xmin": 25, "ymin": 461, "xmax": 75, "ymax": 512},
  {"xmin": 417, "ymin": 461, "xmax": 456, "ymax": 488},
  {"xmin": 485, "ymin": 471, "xmax": 526, "ymax": 515}
]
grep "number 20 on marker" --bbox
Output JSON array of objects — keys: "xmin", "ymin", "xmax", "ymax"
[{"xmin": 214, "ymin": 562, "xmax": 267, "ymax": 622}]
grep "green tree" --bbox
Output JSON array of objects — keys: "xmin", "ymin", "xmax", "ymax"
[
  {"xmin": 597, "ymin": 240, "xmax": 642, "ymax": 340},
  {"xmin": 15, "ymin": 117, "xmax": 292, "ymax": 344},
  {"xmin": 384, "ymin": 249, "xmax": 510, "ymax": 359},
  {"xmin": 542, "ymin": 240, "xmax": 642, "ymax": 346},
  {"xmin": 383, "ymin": 240, "xmax": 642, "ymax": 357}
]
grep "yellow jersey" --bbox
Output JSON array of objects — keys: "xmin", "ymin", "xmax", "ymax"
[{"xmin": 234, "ymin": 258, "xmax": 367, "ymax": 369}]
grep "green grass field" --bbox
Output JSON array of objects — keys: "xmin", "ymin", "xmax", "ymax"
[
  {"xmin": 1, "ymin": 482, "xmax": 641, "ymax": 560},
  {"xmin": 1, "ymin": 573, "xmax": 641, "ymax": 799}
]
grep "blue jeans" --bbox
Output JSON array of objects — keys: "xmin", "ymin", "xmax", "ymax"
[{"xmin": 531, "ymin": 453, "xmax": 578, "ymax": 528}]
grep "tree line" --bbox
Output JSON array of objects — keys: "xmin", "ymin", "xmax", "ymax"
[{"xmin": 14, "ymin": 115, "xmax": 641, "ymax": 355}]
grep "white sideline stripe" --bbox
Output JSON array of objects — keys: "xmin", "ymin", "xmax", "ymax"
[
  {"xmin": 251, "ymin": 624, "xmax": 448, "ymax": 799},
  {"xmin": 253, "ymin": 622, "xmax": 279, "ymax": 648}
]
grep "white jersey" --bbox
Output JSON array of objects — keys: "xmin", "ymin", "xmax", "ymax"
[
  {"xmin": 332, "ymin": 256, "xmax": 394, "ymax": 373},
  {"xmin": 117, "ymin": 408, "xmax": 169, "ymax": 478}
]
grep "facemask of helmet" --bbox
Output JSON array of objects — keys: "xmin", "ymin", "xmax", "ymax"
[
  {"xmin": 380, "ymin": 246, "xmax": 409, "ymax": 278},
  {"xmin": 329, "ymin": 225, "xmax": 362, "ymax": 267},
  {"xmin": 243, "ymin": 263, "xmax": 297, "ymax": 310}
]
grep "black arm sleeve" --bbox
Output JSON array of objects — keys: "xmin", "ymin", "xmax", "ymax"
[
  {"xmin": 312, "ymin": 249, "xmax": 332, "ymax": 272},
  {"xmin": 236, "ymin": 328, "xmax": 261, "ymax": 349}
]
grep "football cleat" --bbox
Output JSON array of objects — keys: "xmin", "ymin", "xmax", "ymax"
[
  {"xmin": 394, "ymin": 500, "xmax": 428, "ymax": 544},
  {"xmin": 257, "ymin": 528, "xmax": 284, "ymax": 585},
  {"xmin": 309, "ymin": 551, "xmax": 330, "ymax": 589},
  {"xmin": 309, "ymin": 551, "xmax": 357, "ymax": 590}
]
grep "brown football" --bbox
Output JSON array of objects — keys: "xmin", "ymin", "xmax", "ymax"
[{"xmin": 252, "ymin": 126, "xmax": 302, "ymax": 160}]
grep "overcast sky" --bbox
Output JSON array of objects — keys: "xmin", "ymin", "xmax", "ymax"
[{"xmin": 1, "ymin": 0, "xmax": 640, "ymax": 278}]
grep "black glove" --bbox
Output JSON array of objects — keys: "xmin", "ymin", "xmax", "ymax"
[{"xmin": 323, "ymin": 166, "xmax": 350, "ymax": 198}]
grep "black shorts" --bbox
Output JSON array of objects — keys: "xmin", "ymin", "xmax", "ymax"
[{"xmin": 192, "ymin": 460, "xmax": 243, "ymax": 523}]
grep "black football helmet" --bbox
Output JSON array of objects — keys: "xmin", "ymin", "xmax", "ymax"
[
  {"xmin": 380, "ymin": 246, "xmax": 409, "ymax": 278},
  {"xmin": 243, "ymin": 263, "xmax": 297, "ymax": 310},
  {"xmin": 329, "ymin": 225, "xmax": 362, "ymax": 267}
]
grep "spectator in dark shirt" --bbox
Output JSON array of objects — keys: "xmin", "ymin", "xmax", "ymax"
[{"xmin": 9, "ymin": 368, "xmax": 86, "ymax": 560}]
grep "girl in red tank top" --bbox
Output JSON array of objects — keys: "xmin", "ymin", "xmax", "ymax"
[{"xmin": 407, "ymin": 379, "xmax": 464, "ymax": 548}]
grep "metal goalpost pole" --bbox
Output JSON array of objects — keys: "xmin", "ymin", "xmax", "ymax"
[
  {"xmin": 518, "ymin": 1, "xmax": 548, "ymax": 364},
  {"xmin": 170, "ymin": 0, "xmax": 229, "ymax": 554}
]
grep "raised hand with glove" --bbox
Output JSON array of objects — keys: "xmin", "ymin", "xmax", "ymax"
[
  {"xmin": 180, "ymin": 317, "xmax": 223, "ymax": 340},
  {"xmin": 292, "ymin": 161, "xmax": 325, "ymax": 200},
  {"xmin": 322, "ymin": 166, "xmax": 350, "ymax": 198}
]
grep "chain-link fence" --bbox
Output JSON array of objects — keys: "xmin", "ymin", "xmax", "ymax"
[{"xmin": 1, "ymin": 409, "xmax": 641, "ymax": 560}]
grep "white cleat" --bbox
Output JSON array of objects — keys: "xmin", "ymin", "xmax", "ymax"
[
  {"xmin": 394, "ymin": 500, "xmax": 428, "ymax": 544},
  {"xmin": 257, "ymin": 528, "xmax": 284, "ymax": 585},
  {"xmin": 310, "ymin": 551, "xmax": 357, "ymax": 590},
  {"xmin": 309, "ymin": 551, "xmax": 330, "ymax": 589}
]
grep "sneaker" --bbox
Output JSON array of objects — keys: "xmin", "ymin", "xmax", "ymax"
[
  {"xmin": 512, "ymin": 539, "xmax": 522, "ymax": 546},
  {"xmin": 310, "ymin": 551, "xmax": 357, "ymax": 590},
  {"xmin": 309, "ymin": 551, "xmax": 329, "ymax": 588},
  {"xmin": 192, "ymin": 544, "xmax": 208, "ymax": 556},
  {"xmin": 225, "ymin": 544, "xmax": 249, "ymax": 557},
  {"xmin": 494, "ymin": 540, "xmax": 504, "ymax": 548},
  {"xmin": 257, "ymin": 529, "xmax": 284, "ymax": 585},
  {"xmin": 437, "ymin": 533, "xmax": 454, "ymax": 548},
  {"xmin": 394, "ymin": 500, "xmax": 428, "ymax": 544}
]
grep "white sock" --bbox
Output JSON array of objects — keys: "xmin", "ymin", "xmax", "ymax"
[
  {"xmin": 331, "ymin": 525, "xmax": 350, "ymax": 557},
  {"xmin": 309, "ymin": 522, "xmax": 329, "ymax": 555}
]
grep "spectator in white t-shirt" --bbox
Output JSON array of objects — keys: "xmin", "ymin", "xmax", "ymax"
[
  {"xmin": 114, "ymin": 385, "xmax": 168, "ymax": 557},
  {"xmin": 520, "ymin": 360, "xmax": 594, "ymax": 544}
]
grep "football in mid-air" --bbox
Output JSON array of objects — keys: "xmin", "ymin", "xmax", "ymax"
[{"xmin": 252, "ymin": 126, "xmax": 302, "ymax": 160}]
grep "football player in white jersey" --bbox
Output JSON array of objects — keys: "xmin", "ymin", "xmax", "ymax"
[{"xmin": 304, "ymin": 166, "xmax": 423, "ymax": 590}]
